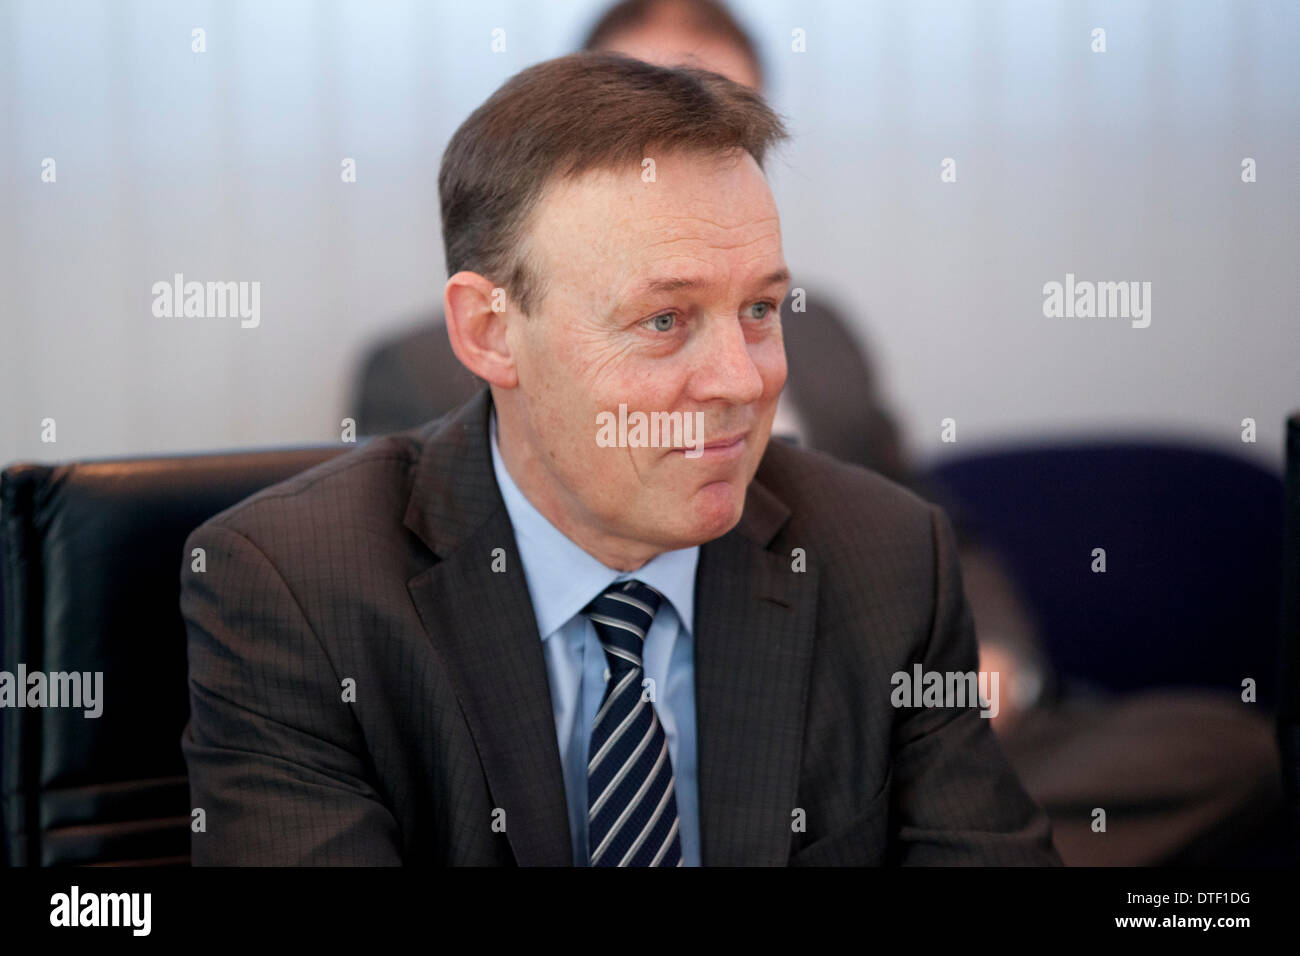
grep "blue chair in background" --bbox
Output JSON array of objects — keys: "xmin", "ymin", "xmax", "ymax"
[{"xmin": 924, "ymin": 440, "xmax": 1285, "ymax": 704}]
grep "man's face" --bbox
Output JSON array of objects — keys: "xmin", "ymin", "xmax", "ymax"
[{"xmin": 498, "ymin": 148, "xmax": 789, "ymax": 564}]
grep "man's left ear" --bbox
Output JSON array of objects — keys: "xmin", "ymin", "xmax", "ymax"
[{"xmin": 443, "ymin": 271, "xmax": 518, "ymax": 388}]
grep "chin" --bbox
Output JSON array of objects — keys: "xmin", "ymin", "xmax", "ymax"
[{"xmin": 684, "ymin": 481, "xmax": 747, "ymax": 543}]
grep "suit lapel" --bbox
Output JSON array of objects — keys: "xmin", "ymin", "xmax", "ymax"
[
  {"xmin": 694, "ymin": 476, "xmax": 820, "ymax": 865},
  {"xmin": 400, "ymin": 389, "xmax": 819, "ymax": 867},
  {"xmin": 403, "ymin": 390, "xmax": 572, "ymax": 865}
]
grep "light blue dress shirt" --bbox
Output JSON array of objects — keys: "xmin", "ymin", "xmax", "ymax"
[{"xmin": 489, "ymin": 411, "xmax": 701, "ymax": 866}]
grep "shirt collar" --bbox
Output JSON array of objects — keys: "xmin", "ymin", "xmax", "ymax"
[{"xmin": 489, "ymin": 408, "xmax": 698, "ymax": 641}]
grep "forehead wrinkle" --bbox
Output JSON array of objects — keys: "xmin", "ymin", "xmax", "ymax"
[
  {"xmin": 632, "ymin": 211, "xmax": 781, "ymax": 234},
  {"xmin": 640, "ymin": 234, "xmax": 779, "ymax": 256},
  {"xmin": 634, "ymin": 243, "xmax": 786, "ymax": 289}
]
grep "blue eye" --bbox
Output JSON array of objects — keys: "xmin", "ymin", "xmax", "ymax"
[
  {"xmin": 649, "ymin": 313, "xmax": 675, "ymax": 332},
  {"xmin": 749, "ymin": 302, "xmax": 771, "ymax": 319}
]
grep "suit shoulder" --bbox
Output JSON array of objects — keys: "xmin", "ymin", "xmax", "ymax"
[
  {"xmin": 190, "ymin": 426, "xmax": 434, "ymax": 547},
  {"xmin": 756, "ymin": 438, "xmax": 938, "ymax": 552},
  {"xmin": 755, "ymin": 440, "xmax": 951, "ymax": 637}
]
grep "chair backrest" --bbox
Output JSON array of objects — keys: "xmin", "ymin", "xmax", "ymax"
[
  {"xmin": 1, "ymin": 445, "xmax": 350, "ymax": 865},
  {"xmin": 925, "ymin": 440, "xmax": 1286, "ymax": 699},
  {"xmin": 1281, "ymin": 414, "xmax": 1300, "ymax": 836}
]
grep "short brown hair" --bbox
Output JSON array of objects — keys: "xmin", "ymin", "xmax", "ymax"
[{"xmin": 438, "ymin": 51, "xmax": 787, "ymax": 316}]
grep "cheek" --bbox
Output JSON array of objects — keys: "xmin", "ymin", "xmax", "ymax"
[
  {"xmin": 754, "ymin": 337, "xmax": 788, "ymax": 402},
  {"xmin": 587, "ymin": 348, "xmax": 685, "ymax": 424},
  {"xmin": 519, "ymin": 327, "xmax": 602, "ymax": 436}
]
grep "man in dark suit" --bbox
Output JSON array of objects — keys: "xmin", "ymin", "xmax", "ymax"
[
  {"xmin": 181, "ymin": 51, "xmax": 1059, "ymax": 866},
  {"xmin": 350, "ymin": 0, "xmax": 1284, "ymax": 866}
]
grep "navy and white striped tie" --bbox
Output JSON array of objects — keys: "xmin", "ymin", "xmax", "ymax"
[{"xmin": 583, "ymin": 579, "xmax": 683, "ymax": 867}]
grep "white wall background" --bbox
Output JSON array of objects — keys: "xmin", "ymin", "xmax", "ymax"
[{"xmin": 2, "ymin": 0, "xmax": 1297, "ymax": 474}]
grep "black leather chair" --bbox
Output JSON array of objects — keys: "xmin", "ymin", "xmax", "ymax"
[{"xmin": 1, "ymin": 445, "xmax": 350, "ymax": 865}]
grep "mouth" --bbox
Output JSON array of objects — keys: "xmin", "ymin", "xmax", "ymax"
[{"xmin": 674, "ymin": 430, "xmax": 748, "ymax": 460}]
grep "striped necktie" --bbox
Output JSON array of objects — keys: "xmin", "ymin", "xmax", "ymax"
[{"xmin": 583, "ymin": 579, "xmax": 683, "ymax": 867}]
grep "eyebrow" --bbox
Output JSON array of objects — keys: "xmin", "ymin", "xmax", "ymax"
[{"xmin": 632, "ymin": 267, "xmax": 791, "ymax": 298}]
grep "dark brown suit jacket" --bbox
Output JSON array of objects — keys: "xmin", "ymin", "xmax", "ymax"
[{"xmin": 180, "ymin": 388, "xmax": 1060, "ymax": 865}]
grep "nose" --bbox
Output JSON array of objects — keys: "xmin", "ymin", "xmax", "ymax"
[{"xmin": 693, "ymin": 314, "xmax": 766, "ymax": 406}]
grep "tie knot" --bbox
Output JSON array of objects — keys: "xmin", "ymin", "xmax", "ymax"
[{"xmin": 582, "ymin": 579, "xmax": 663, "ymax": 667}]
